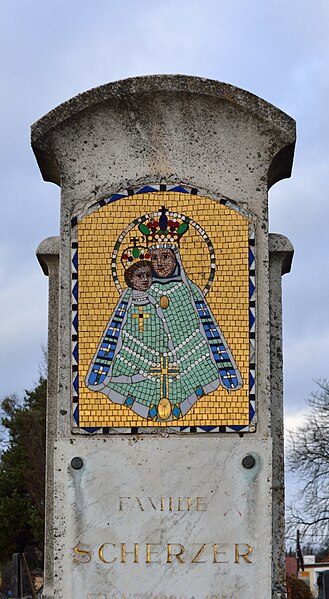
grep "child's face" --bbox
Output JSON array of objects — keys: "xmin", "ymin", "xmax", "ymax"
[{"xmin": 131, "ymin": 265, "xmax": 152, "ymax": 291}]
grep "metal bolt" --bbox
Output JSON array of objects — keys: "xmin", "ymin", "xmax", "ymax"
[
  {"xmin": 242, "ymin": 455, "xmax": 255, "ymax": 469},
  {"xmin": 71, "ymin": 456, "xmax": 84, "ymax": 470}
]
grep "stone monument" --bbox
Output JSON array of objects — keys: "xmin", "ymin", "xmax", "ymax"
[{"xmin": 33, "ymin": 75, "xmax": 295, "ymax": 599}]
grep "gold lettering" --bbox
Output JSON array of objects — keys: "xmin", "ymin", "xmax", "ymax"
[
  {"xmin": 146, "ymin": 543, "xmax": 162, "ymax": 563},
  {"xmin": 169, "ymin": 497, "xmax": 172, "ymax": 511},
  {"xmin": 73, "ymin": 543, "xmax": 91, "ymax": 563},
  {"xmin": 119, "ymin": 497, "xmax": 130, "ymax": 511},
  {"xmin": 121, "ymin": 543, "xmax": 139, "ymax": 563},
  {"xmin": 177, "ymin": 497, "xmax": 182, "ymax": 511},
  {"xmin": 167, "ymin": 543, "xmax": 185, "ymax": 563},
  {"xmin": 191, "ymin": 543, "xmax": 207, "ymax": 563},
  {"xmin": 187, "ymin": 497, "xmax": 191, "ymax": 511},
  {"xmin": 98, "ymin": 543, "xmax": 116, "ymax": 563},
  {"xmin": 213, "ymin": 544, "xmax": 229, "ymax": 563},
  {"xmin": 161, "ymin": 497, "xmax": 165, "ymax": 511},
  {"xmin": 196, "ymin": 496, "xmax": 207, "ymax": 511},
  {"xmin": 235, "ymin": 543, "xmax": 253, "ymax": 563}
]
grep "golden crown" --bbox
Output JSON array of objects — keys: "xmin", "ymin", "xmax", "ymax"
[{"xmin": 138, "ymin": 206, "xmax": 189, "ymax": 247}]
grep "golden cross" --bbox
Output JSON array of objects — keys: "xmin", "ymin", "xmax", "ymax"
[
  {"xmin": 149, "ymin": 355, "xmax": 180, "ymax": 420},
  {"xmin": 132, "ymin": 305, "xmax": 150, "ymax": 333}
]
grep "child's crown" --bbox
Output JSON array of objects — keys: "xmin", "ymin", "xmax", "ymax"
[{"xmin": 121, "ymin": 237, "xmax": 151, "ymax": 269}]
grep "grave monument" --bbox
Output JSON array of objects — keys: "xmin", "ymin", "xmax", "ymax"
[{"xmin": 33, "ymin": 75, "xmax": 295, "ymax": 599}]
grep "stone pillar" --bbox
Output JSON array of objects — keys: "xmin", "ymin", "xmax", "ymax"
[
  {"xmin": 36, "ymin": 237, "xmax": 60, "ymax": 598},
  {"xmin": 269, "ymin": 234, "xmax": 294, "ymax": 598},
  {"xmin": 33, "ymin": 75, "xmax": 295, "ymax": 599}
]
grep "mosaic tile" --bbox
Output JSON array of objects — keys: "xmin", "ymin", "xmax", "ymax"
[{"xmin": 72, "ymin": 185, "xmax": 256, "ymax": 433}]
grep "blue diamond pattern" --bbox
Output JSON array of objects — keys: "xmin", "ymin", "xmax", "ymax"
[
  {"xmin": 136, "ymin": 186, "xmax": 157, "ymax": 194},
  {"xmin": 72, "ymin": 281, "xmax": 78, "ymax": 301},
  {"xmin": 249, "ymin": 247, "xmax": 255, "ymax": 268},
  {"xmin": 249, "ymin": 372, "xmax": 255, "ymax": 390},
  {"xmin": 72, "ymin": 251, "xmax": 78, "ymax": 271},
  {"xmin": 73, "ymin": 313, "xmax": 78, "ymax": 332},
  {"xmin": 170, "ymin": 185, "xmax": 189, "ymax": 193},
  {"xmin": 249, "ymin": 278, "xmax": 255, "ymax": 298},
  {"xmin": 73, "ymin": 405, "xmax": 79, "ymax": 424},
  {"xmin": 73, "ymin": 344, "xmax": 78, "ymax": 362},
  {"xmin": 73, "ymin": 375, "xmax": 79, "ymax": 394}
]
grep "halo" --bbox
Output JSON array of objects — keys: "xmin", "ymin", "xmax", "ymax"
[{"xmin": 111, "ymin": 210, "xmax": 216, "ymax": 295}]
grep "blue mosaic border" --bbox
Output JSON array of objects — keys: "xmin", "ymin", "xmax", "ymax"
[
  {"xmin": 71, "ymin": 183, "xmax": 257, "ymax": 434},
  {"xmin": 71, "ymin": 242, "xmax": 80, "ymax": 430}
]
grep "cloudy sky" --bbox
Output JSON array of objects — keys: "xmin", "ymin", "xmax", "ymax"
[{"xmin": 1, "ymin": 0, "xmax": 328, "ymax": 498}]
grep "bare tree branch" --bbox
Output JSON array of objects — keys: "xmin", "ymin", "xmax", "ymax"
[{"xmin": 286, "ymin": 379, "xmax": 329, "ymax": 544}]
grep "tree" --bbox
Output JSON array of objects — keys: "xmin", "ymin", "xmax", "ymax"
[
  {"xmin": 286, "ymin": 575, "xmax": 314, "ymax": 599},
  {"xmin": 314, "ymin": 543, "xmax": 329, "ymax": 562},
  {"xmin": 287, "ymin": 380, "xmax": 329, "ymax": 543},
  {"xmin": 0, "ymin": 378, "xmax": 46, "ymax": 565}
]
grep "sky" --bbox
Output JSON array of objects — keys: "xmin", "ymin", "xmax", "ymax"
[{"xmin": 0, "ymin": 0, "xmax": 328, "ymax": 504}]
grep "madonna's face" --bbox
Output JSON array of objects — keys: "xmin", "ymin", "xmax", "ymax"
[{"xmin": 151, "ymin": 248, "xmax": 176, "ymax": 278}]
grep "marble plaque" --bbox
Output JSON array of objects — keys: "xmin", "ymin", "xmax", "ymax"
[{"xmin": 54, "ymin": 436, "xmax": 272, "ymax": 598}]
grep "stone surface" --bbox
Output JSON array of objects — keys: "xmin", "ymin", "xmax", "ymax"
[
  {"xmin": 32, "ymin": 75, "xmax": 295, "ymax": 211},
  {"xmin": 33, "ymin": 76, "xmax": 296, "ymax": 599},
  {"xmin": 55, "ymin": 436, "xmax": 272, "ymax": 598},
  {"xmin": 36, "ymin": 236, "xmax": 60, "ymax": 594},
  {"xmin": 269, "ymin": 234, "xmax": 294, "ymax": 599}
]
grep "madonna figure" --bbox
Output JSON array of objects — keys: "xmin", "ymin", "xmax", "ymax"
[{"xmin": 86, "ymin": 208, "xmax": 242, "ymax": 422}]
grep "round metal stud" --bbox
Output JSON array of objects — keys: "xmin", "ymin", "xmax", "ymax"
[
  {"xmin": 242, "ymin": 455, "xmax": 256, "ymax": 469},
  {"xmin": 71, "ymin": 456, "xmax": 84, "ymax": 470}
]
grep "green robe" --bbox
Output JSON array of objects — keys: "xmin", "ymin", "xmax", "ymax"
[{"xmin": 86, "ymin": 278, "xmax": 242, "ymax": 422}]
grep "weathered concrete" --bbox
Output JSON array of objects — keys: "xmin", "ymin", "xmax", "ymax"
[
  {"xmin": 33, "ymin": 75, "xmax": 296, "ymax": 599},
  {"xmin": 269, "ymin": 234, "xmax": 294, "ymax": 599},
  {"xmin": 36, "ymin": 236, "xmax": 60, "ymax": 598}
]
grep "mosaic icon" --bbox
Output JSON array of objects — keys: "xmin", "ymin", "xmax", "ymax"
[{"xmin": 85, "ymin": 206, "xmax": 243, "ymax": 422}]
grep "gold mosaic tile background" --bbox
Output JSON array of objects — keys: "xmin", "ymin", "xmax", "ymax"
[{"xmin": 77, "ymin": 192, "xmax": 250, "ymax": 428}]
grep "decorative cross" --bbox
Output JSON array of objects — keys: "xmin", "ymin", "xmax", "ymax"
[
  {"xmin": 149, "ymin": 355, "xmax": 180, "ymax": 401},
  {"xmin": 130, "ymin": 235, "xmax": 140, "ymax": 246},
  {"xmin": 107, "ymin": 322, "xmax": 121, "ymax": 337},
  {"xmin": 217, "ymin": 345, "xmax": 228, "ymax": 356},
  {"xmin": 132, "ymin": 306, "xmax": 150, "ymax": 332},
  {"xmin": 221, "ymin": 369, "xmax": 235, "ymax": 389},
  {"xmin": 93, "ymin": 365, "xmax": 107, "ymax": 384},
  {"xmin": 100, "ymin": 344, "xmax": 111, "ymax": 354},
  {"xmin": 197, "ymin": 304, "xmax": 210, "ymax": 317},
  {"xmin": 207, "ymin": 324, "xmax": 219, "ymax": 337},
  {"xmin": 116, "ymin": 304, "xmax": 126, "ymax": 317}
]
